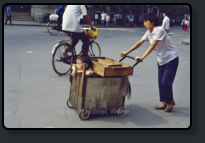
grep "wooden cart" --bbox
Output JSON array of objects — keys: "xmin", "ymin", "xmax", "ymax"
[{"xmin": 67, "ymin": 56, "xmax": 141, "ymax": 120}]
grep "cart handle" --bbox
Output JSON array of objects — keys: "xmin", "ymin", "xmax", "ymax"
[{"xmin": 119, "ymin": 55, "xmax": 142, "ymax": 67}]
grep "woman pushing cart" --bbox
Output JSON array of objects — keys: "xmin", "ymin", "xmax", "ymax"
[{"xmin": 121, "ymin": 13, "xmax": 179, "ymax": 112}]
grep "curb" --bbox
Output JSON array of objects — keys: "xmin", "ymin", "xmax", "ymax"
[{"xmin": 181, "ymin": 38, "xmax": 190, "ymax": 45}]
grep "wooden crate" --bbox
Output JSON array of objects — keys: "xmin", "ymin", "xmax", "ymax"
[
  {"xmin": 91, "ymin": 57, "xmax": 133, "ymax": 77},
  {"xmin": 69, "ymin": 73, "xmax": 125, "ymax": 111}
]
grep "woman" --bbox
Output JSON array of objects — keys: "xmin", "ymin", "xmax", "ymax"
[
  {"xmin": 113, "ymin": 13, "xmax": 117, "ymax": 24},
  {"xmin": 129, "ymin": 13, "xmax": 134, "ymax": 28},
  {"xmin": 106, "ymin": 13, "xmax": 110, "ymax": 27},
  {"xmin": 181, "ymin": 18, "xmax": 185, "ymax": 33},
  {"xmin": 183, "ymin": 17, "xmax": 189, "ymax": 33},
  {"xmin": 120, "ymin": 13, "xmax": 179, "ymax": 112}
]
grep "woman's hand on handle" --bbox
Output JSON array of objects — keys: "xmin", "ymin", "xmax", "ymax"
[
  {"xmin": 135, "ymin": 56, "xmax": 143, "ymax": 62},
  {"xmin": 120, "ymin": 51, "xmax": 128, "ymax": 57}
]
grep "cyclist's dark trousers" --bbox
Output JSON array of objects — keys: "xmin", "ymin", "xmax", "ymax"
[
  {"xmin": 5, "ymin": 15, "xmax": 12, "ymax": 25},
  {"xmin": 71, "ymin": 32, "xmax": 90, "ymax": 55},
  {"xmin": 57, "ymin": 15, "xmax": 62, "ymax": 27}
]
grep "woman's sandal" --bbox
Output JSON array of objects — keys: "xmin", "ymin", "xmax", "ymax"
[
  {"xmin": 164, "ymin": 102, "xmax": 176, "ymax": 112},
  {"xmin": 154, "ymin": 103, "xmax": 167, "ymax": 109}
]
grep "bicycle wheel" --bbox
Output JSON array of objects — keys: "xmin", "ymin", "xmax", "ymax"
[
  {"xmin": 89, "ymin": 41, "xmax": 101, "ymax": 57},
  {"xmin": 47, "ymin": 21, "xmax": 60, "ymax": 35},
  {"xmin": 52, "ymin": 43, "xmax": 74, "ymax": 75}
]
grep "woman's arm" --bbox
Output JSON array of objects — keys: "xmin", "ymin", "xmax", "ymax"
[
  {"xmin": 121, "ymin": 39, "xmax": 145, "ymax": 57},
  {"xmin": 135, "ymin": 40, "xmax": 159, "ymax": 61}
]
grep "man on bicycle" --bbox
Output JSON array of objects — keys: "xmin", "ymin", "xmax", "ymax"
[
  {"xmin": 62, "ymin": 5, "xmax": 96, "ymax": 56},
  {"xmin": 56, "ymin": 5, "xmax": 66, "ymax": 27}
]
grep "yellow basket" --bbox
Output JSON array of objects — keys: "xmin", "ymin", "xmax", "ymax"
[{"xmin": 83, "ymin": 28, "xmax": 98, "ymax": 40}]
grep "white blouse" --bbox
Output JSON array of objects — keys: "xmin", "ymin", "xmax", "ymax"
[{"xmin": 142, "ymin": 26, "xmax": 178, "ymax": 66}]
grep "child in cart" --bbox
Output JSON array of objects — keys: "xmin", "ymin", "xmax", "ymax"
[{"xmin": 71, "ymin": 54, "xmax": 94, "ymax": 77}]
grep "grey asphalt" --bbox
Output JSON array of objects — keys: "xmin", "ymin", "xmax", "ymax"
[{"xmin": 4, "ymin": 23, "xmax": 190, "ymax": 128}]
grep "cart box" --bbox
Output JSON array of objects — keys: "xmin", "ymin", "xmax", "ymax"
[{"xmin": 91, "ymin": 57, "xmax": 133, "ymax": 77}]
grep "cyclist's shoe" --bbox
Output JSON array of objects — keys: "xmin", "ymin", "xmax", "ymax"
[
  {"xmin": 63, "ymin": 46, "xmax": 70, "ymax": 57},
  {"xmin": 63, "ymin": 49, "xmax": 68, "ymax": 57}
]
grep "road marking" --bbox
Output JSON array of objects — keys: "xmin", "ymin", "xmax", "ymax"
[
  {"xmin": 168, "ymin": 33, "xmax": 176, "ymax": 35},
  {"xmin": 27, "ymin": 51, "xmax": 33, "ymax": 53}
]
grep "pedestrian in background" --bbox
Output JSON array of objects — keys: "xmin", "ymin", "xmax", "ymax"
[
  {"xmin": 119, "ymin": 13, "xmax": 122, "ymax": 26},
  {"xmin": 129, "ymin": 13, "xmax": 134, "ymax": 28},
  {"xmin": 183, "ymin": 17, "xmax": 189, "ymax": 33},
  {"xmin": 104, "ymin": 11, "xmax": 107, "ymax": 26},
  {"xmin": 126, "ymin": 14, "xmax": 130, "ymax": 25},
  {"xmin": 172, "ymin": 19, "xmax": 175, "ymax": 26},
  {"xmin": 101, "ymin": 11, "xmax": 106, "ymax": 27},
  {"xmin": 106, "ymin": 13, "xmax": 110, "ymax": 27},
  {"xmin": 123, "ymin": 15, "xmax": 127, "ymax": 27},
  {"xmin": 162, "ymin": 12, "xmax": 170, "ymax": 33},
  {"xmin": 95, "ymin": 13, "xmax": 98, "ymax": 25},
  {"xmin": 116, "ymin": 13, "xmax": 120, "ymax": 25},
  {"xmin": 43, "ymin": 14, "xmax": 49, "ymax": 23},
  {"xmin": 4, "ymin": 5, "xmax": 12, "ymax": 26},
  {"xmin": 181, "ymin": 18, "xmax": 185, "ymax": 33},
  {"xmin": 113, "ymin": 13, "xmax": 117, "ymax": 24}
]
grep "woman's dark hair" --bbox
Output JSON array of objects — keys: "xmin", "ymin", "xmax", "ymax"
[
  {"xmin": 77, "ymin": 54, "xmax": 93, "ymax": 69},
  {"xmin": 142, "ymin": 13, "xmax": 159, "ymax": 26}
]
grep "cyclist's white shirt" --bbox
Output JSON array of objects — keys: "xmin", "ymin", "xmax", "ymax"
[{"xmin": 62, "ymin": 5, "xmax": 87, "ymax": 33}]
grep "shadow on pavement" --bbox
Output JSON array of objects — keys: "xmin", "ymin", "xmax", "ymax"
[
  {"xmin": 81, "ymin": 104, "xmax": 190, "ymax": 128},
  {"xmin": 85, "ymin": 104, "xmax": 168, "ymax": 127}
]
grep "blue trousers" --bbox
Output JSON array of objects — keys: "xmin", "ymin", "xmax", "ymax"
[{"xmin": 158, "ymin": 57, "xmax": 179, "ymax": 103}]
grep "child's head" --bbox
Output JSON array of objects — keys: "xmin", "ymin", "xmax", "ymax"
[
  {"xmin": 76, "ymin": 54, "xmax": 93, "ymax": 71},
  {"xmin": 142, "ymin": 13, "xmax": 159, "ymax": 29}
]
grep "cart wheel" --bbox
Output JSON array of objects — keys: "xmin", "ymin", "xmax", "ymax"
[
  {"xmin": 79, "ymin": 108, "xmax": 90, "ymax": 120},
  {"xmin": 117, "ymin": 107, "xmax": 127, "ymax": 117},
  {"xmin": 66, "ymin": 99, "xmax": 73, "ymax": 108}
]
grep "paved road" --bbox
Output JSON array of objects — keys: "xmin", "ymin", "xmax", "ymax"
[{"xmin": 4, "ymin": 26, "xmax": 190, "ymax": 128}]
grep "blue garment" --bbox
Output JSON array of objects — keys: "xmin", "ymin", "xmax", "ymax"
[
  {"xmin": 7, "ymin": 7, "xmax": 11, "ymax": 16},
  {"xmin": 56, "ymin": 5, "xmax": 65, "ymax": 16},
  {"xmin": 43, "ymin": 15, "xmax": 49, "ymax": 22},
  {"xmin": 158, "ymin": 57, "xmax": 179, "ymax": 103},
  {"xmin": 129, "ymin": 15, "xmax": 134, "ymax": 19}
]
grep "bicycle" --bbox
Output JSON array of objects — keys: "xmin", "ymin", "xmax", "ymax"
[
  {"xmin": 47, "ymin": 20, "xmax": 62, "ymax": 35},
  {"xmin": 52, "ymin": 28, "xmax": 101, "ymax": 75}
]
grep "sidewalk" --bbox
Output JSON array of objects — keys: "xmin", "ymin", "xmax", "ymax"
[
  {"xmin": 181, "ymin": 38, "xmax": 190, "ymax": 45},
  {"xmin": 4, "ymin": 20, "xmax": 190, "ymax": 45}
]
